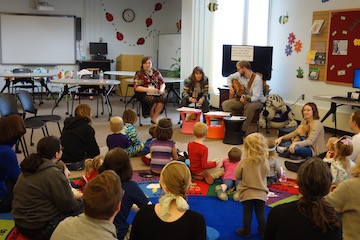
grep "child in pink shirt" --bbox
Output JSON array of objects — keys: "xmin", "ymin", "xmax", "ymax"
[{"xmin": 215, "ymin": 147, "xmax": 241, "ymax": 201}]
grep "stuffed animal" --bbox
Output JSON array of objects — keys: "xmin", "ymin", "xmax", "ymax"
[{"xmin": 259, "ymin": 94, "xmax": 298, "ymax": 129}]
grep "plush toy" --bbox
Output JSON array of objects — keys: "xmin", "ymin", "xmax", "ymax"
[{"xmin": 259, "ymin": 94, "xmax": 298, "ymax": 129}]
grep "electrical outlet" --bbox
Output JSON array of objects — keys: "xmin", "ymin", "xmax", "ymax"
[{"xmin": 301, "ymin": 94, "xmax": 305, "ymax": 100}]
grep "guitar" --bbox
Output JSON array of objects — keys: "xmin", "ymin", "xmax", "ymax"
[{"xmin": 230, "ymin": 79, "xmax": 245, "ymax": 101}]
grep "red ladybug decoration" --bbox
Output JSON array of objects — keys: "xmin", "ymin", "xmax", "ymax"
[
  {"xmin": 146, "ymin": 18, "xmax": 153, "ymax": 27},
  {"xmin": 137, "ymin": 38, "xmax": 145, "ymax": 45},
  {"xmin": 155, "ymin": 3, "xmax": 162, "ymax": 11},
  {"xmin": 117, "ymin": 32, "xmax": 124, "ymax": 41},
  {"xmin": 106, "ymin": 12, "xmax": 113, "ymax": 22}
]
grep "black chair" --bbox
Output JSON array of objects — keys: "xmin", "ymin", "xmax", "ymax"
[
  {"xmin": 12, "ymin": 68, "xmax": 40, "ymax": 104},
  {"xmin": 16, "ymin": 90, "xmax": 62, "ymax": 136},
  {"xmin": 71, "ymin": 71, "xmax": 104, "ymax": 118}
]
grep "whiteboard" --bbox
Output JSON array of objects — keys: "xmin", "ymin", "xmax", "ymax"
[
  {"xmin": 0, "ymin": 14, "xmax": 76, "ymax": 65},
  {"xmin": 158, "ymin": 34, "xmax": 181, "ymax": 70}
]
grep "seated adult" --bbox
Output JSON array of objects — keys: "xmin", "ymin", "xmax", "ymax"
[
  {"xmin": 134, "ymin": 56, "xmax": 166, "ymax": 124},
  {"xmin": 129, "ymin": 161, "xmax": 206, "ymax": 240},
  {"xmin": 0, "ymin": 115, "xmax": 26, "ymax": 213},
  {"xmin": 264, "ymin": 157, "xmax": 342, "ymax": 240},
  {"xmin": 181, "ymin": 66, "xmax": 210, "ymax": 114},
  {"xmin": 347, "ymin": 110, "xmax": 360, "ymax": 163},
  {"xmin": 275, "ymin": 102, "xmax": 326, "ymax": 160},
  {"xmin": 61, "ymin": 104, "xmax": 100, "ymax": 170},
  {"xmin": 221, "ymin": 60, "xmax": 265, "ymax": 135},
  {"xmin": 12, "ymin": 136, "xmax": 83, "ymax": 240},
  {"xmin": 51, "ymin": 170, "xmax": 122, "ymax": 240}
]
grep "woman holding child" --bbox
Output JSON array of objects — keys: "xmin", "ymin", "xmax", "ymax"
[
  {"xmin": 275, "ymin": 102, "xmax": 326, "ymax": 160},
  {"xmin": 134, "ymin": 56, "xmax": 166, "ymax": 124}
]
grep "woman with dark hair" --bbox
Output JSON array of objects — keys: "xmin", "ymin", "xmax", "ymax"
[
  {"xmin": 0, "ymin": 115, "xmax": 26, "ymax": 213},
  {"xmin": 134, "ymin": 56, "xmax": 166, "ymax": 124},
  {"xmin": 181, "ymin": 66, "xmax": 210, "ymax": 114},
  {"xmin": 275, "ymin": 102, "xmax": 326, "ymax": 160},
  {"xmin": 99, "ymin": 147, "xmax": 149, "ymax": 240},
  {"xmin": 264, "ymin": 157, "xmax": 342, "ymax": 240},
  {"xmin": 12, "ymin": 136, "xmax": 83, "ymax": 240},
  {"xmin": 61, "ymin": 103, "xmax": 100, "ymax": 170}
]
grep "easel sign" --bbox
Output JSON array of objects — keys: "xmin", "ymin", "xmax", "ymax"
[{"xmin": 231, "ymin": 46, "xmax": 254, "ymax": 61}]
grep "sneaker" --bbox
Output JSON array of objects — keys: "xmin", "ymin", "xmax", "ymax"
[
  {"xmin": 217, "ymin": 189, "xmax": 228, "ymax": 201},
  {"xmin": 202, "ymin": 171, "xmax": 214, "ymax": 185},
  {"xmin": 233, "ymin": 192, "xmax": 240, "ymax": 202},
  {"xmin": 276, "ymin": 146, "xmax": 286, "ymax": 153},
  {"xmin": 215, "ymin": 185, "xmax": 222, "ymax": 192}
]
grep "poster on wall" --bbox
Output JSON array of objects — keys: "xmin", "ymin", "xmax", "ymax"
[
  {"xmin": 332, "ymin": 40, "xmax": 348, "ymax": 55},
  {"xmin": 231, "ymin": 46, "xmax": 254, "ymax": 61}
]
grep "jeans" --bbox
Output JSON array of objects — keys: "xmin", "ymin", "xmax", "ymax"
[
  {"xmin": 241, "ymin": 199, "xmax": 266, "ymax": 228},
  {"xmin": 279, "ymin": 140, "xmax": 312, "ymax": 158},
  {"xmin": 223, "ymin": 178, "xmax": 241, "ymax": 190}
]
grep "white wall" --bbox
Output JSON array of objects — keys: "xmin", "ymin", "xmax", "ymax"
[
  {"xmin": 0, "ymin": 0, "xmax": 181, "ymax": 87},
  {"xmin": 269, "ymin": 0, "xmax": 360, "ymax": 132}
]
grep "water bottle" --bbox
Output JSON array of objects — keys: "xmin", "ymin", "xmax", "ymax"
[
  {"xmin": 280, "ymin": 167, "xmax": 287, "ymax": 182},
  {"xmin": 100, "ymin": 70, "xmax": 104, "ymax": 80}
]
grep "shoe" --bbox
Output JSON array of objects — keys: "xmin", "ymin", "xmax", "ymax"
[
  {"xmin": 289, "ymin": 154, "xmax": 304, "ymax": 160},
  {"xmin": 215, "ymin": 185, "xmax": 222, "ymax": 192},
  {"xmin": 276, "ymin": 146, "xmax": 286, "ymax": 154},
  {"xmin": 285, "ymin": 160, "xmax": 304, "ymax": 173},
  {"xmin": 202, "ymin": 171, "xmax": 213, "ymax": 185},
  {"xmin": 237, "ymin": 227, "xmax": 251, "ymax": 238},
  {"xmin": 233, "ymin": 192, "xmax": 240, "ymax": 202},
  {"xmin": 216, "ymin": 189, "xmax": 228, "ymax": 201}
]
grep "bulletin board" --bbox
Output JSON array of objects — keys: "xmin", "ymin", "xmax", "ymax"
[{"xmin": 326, "ymin": 10, "xmax": 360, "ymax": 85}]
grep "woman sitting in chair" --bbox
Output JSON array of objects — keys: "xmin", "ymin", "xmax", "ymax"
[
  {"xmin": 134, "ymin": 56, "xmax": 166, "ymax": 125},
  {"xmin": 181, "ymin": 66, "xmax": 210, "ymax": 114}
]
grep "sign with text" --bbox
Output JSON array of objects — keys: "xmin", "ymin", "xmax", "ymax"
[{"xmin": 231, "ymin": 46, "xmax": 254, "ymax": 61}]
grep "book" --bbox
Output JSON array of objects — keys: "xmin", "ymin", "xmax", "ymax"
[
  {"xmin": 310, "ymin": 20, "xmax": 325, "ymax": 34},
  {"xmin": 306, "ymin": 50, "xmax": 318, "ymax": 64},
  {"xmin": 308, "ymin": 67, "xmax": 319, "ymax": 80},
  {"xmin": 314, "ymin": 52, "xmax": 326, "ymax": 65}
]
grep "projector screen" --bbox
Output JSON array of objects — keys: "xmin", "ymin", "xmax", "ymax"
[{"xmin": 0, "ymin": 14, "xmax": 76, "ymax": 65}]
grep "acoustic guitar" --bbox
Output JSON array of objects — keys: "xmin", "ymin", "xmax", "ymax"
[{"xmin": 230, "ymin": 79, "xmax": 245, "ymax": 101}]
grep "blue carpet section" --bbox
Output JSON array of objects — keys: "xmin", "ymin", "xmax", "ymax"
[{"xmin": 127, "ymin": 196, "xmax": 270, "ymax": 240}]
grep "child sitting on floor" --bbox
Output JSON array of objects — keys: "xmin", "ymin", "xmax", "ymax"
[
  {"xmin": 323, "ymin": 137, "xmax": 338, "ymax": 164},
  {"xmin": 215, "ymin": 147, "xmax": 241, "ymax": 201},
  {"xmin": 276, "ymin": 123, "xmax": 310, "ymax": 158},
  {"xmin": 150, "ymin": 118, "xmax": 177, "ymax": 175},
  {"xmin": 106, "ymin": 116, "xmax": 130, "ymax": 150},
  {"xmin": 266, "ymin": 139, "xmax": 282, "ymax": 186},
  {"xmin": 71, "ymin": 155, "xmax": 104, "ymax": 192},
  {"xmin": 331, "ymin": 136, "xmax": 355, "ymax": 185},
  {"xmin": 141, "ymin": 125, "xmax": 156, "ymax": 166},
  {"xmin": 121, "ymin": 109, "xmax": 145, "ymax": 157},
  {"xmin": 188, "ymin": 122, "xmax": 224, "ymax": 185}
]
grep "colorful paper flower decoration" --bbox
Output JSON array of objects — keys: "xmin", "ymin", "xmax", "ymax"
[
  {"xmin": 285, "ymin": 45, "xmax": 293, "ymax": 56},
  {"xmin": 294, "ymin": 40, "xmax": 302, "ymax": 53},
  {"xmin": 288, "ymin": 33, "xmax": 296, "ymax": 45}
]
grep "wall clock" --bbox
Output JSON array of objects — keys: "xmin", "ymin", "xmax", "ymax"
[{"xmin": 122, "ymin": 9, "xmax": 135, "ymax": 22}]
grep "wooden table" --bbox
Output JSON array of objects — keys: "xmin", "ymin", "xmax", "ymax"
[{"xmin": 51, "ymin": 78, "xmax": 120, "ymax": 120}]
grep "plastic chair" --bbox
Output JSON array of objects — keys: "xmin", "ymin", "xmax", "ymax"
[
  {"xmin": 12, "ymin": 68, "xmax": 40, "ymax": 104},
  {"xmin": 16, "ymin": 90, "xmax": 62, "ymax": 136}
]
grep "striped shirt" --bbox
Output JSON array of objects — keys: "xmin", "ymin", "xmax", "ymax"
[{"xmin": 150, "ymin": 139, "xmax": 176, "ymax": 174}]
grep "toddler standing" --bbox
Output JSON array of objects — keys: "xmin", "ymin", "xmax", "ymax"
[
  {"xmin": 141, "ymin": 125, "xmax": 156, "ymax": 166},
  {"xmin": 121, "ymin": 109, "xmax": 145, "ymax": 157},
  {"xmin": 106, "ymin": 116, "xmax": 130, "ymax": 150},
  {"xmin": 235, "ymin": 133, "xmax": 269, "ymax": 238},
  {"xmin": 215, "ymin": 147, "xmax": 242, "ymax": 201},
  {"xmin": 150, "ymin": 118, "xmax": 177, "ymax": 174},
  {"xmin": 188, "ymin": 122, "xmax": 224, "ymax": 185},
  {"xmin": 323, "ymin": 137, "xmax": 338, "ymax": 164},
  {"xmin": 266, "ymin": 139, "xmax": 282, "ymax": 186},
  {"xmin": 331, "ymin": 136, "xmax": 355, "ymax": 185}
]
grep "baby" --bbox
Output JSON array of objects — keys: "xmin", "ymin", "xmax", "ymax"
[
  {"xmin": 276, "ymin": 123, "xmax": 310, "ymax": 155},
  {"xmin": 323, "ymin": 137, "xmax": 338, "ymax": 164}
]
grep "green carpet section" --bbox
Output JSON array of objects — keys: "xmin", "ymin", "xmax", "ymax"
[{"xmin": 268, "ymin": 195, "xmax": 298, "ymax": 208}]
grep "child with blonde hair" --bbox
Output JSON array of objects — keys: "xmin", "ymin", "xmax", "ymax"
[
  {"xmin": 141, "ymin": 125, "xmax": 156, "ymax": 166},
  {"xmin": 215, "ymin": 147, "xmax": 242, "ymax": 201},
  {"xmin": 107, "ymin": 116, "xmax": 130, "ymax": 150},
  {"xmin": 331, "ymin": 136, "xmax": 355, "ymax": 185},
  {"xmin": 150, "ymin": 118, "xmax": 177, "ymax": 174},
  {"xmin": 188, "ymin": 122, "xmax": 224, "ymax": 185},
  {"xmin": 323, "ymin": 137, "xmax": 338, "ymax": 164},
  {"xmin": 71, "ymin": 155, "xmax": 104, "ymax": 192},
  {"xmin": 267, "ymin": 139, "xmax": 281, "ymax": 186},
  {"xmin": 235, "ymin": 133, "xmax": 269, "ymax": 238},
  {"xmin": 121, "ymin": 109, "xmax": 145, "ymax": 157}
]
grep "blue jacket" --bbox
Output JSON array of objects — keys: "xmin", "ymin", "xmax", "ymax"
[{"xmin": 0, "ymin": 143, "xmax": 20, "ymax": 199}]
